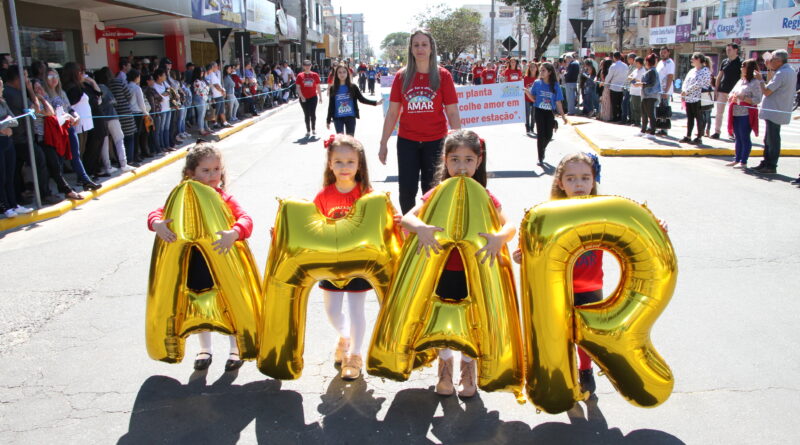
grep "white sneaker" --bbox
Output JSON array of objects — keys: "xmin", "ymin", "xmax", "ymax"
[
  {"xmin": 635, "ymin": 132, "xmax": 644, "ymax": 137},
  {"xmin": 14, "ymin": 205, "xmax": 33, "ymax": 214},
  {"xmin": 312, "ymin": 130, "xmax": 316, "ymax": 137},
  {"xmin": 4, "ymin": 208, "xmax": 18, "ymax": 218},
  {"xmin": 645, "ymin": 134, "xmax": 656, "ymax": 140},
  {"xmin": 305, "ymin": 132, "xmax": 310, "ymax": 138},
  {"xmin": 106, "ymin": 166, "xmax": 119, "ymax": 175},
  {"xmin": 120, "ymin": 165, "xmax": 135, "ymax": 173}
]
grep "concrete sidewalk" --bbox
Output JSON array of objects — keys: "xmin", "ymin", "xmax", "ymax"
[
  {"xmin": 0, "ymin": 100, "xmax": 296, "ymax": 233},
  {"xmin": 571, "ymin": 101, "xmax": 800, "ymax": 157}
]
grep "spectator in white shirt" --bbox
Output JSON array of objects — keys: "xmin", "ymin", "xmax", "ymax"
[
  {"xmin": 655, "ymin": 47, "xmax": 675, "ymax": 136},
  {"xmin": 603, "ymin": 51, "xmax": 628, "ymax": 122}
]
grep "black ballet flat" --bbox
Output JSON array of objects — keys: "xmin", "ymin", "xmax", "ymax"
[
  {"xmin": 194, "ymin": 352, "xmax": 212, "ymax": 370},
  {"xmin": 79, "ymin": 180, "xmax": 102, "ymax": 191},
  {"xmin": 224, "ymin": 353, "xmax": 243, "ymax": 372}
]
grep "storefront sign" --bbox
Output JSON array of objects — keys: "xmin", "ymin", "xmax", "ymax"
[
  {"xmin": 649, "ymin": 26, "xmax": 676, "ymax": 45},
  {"xmin": 707, "ymin": 15, "xmax": 751, "ymax": 40},
  {"xmin": 750, "ymin": 6, "xmax": 800, "ymax": 39},
  {"xmin": 192, "ymin": 0, "xmax": 245, "ymax": 27},
  {"xmin": 675, "ymin": 24, "xmax": 691, "ymax": 43},
  {"xmin": 286, "ymin": 15, "xmax": 300, "ymax": 40},
  {"xmin": 94, "ymin": 26, "xmax": 136, "ymax": 42},
  {"xmin": 246, "ymin": 0, "xmax": 276, "ymax": 35}
]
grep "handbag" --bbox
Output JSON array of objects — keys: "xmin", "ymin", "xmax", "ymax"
[{"xmin": 656, "ymin": 103, "xmax": 672, "ymax": 119}]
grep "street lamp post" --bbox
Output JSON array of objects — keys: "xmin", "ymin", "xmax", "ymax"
[{"xmin": 490, "ymin": 0, "xmax": 496, "ymax": 60}]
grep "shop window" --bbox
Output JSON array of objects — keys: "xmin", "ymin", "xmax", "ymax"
[
  {"xmin": 705, "ymin": 6, "xmax": 719, "ymax": 29},
  {"xmin": 680, "ymin": 10, "xmax": 689, "ymax": 17},
  {"xmin": 691, "ymin": 8, "xmax": 703, "ymax": 30},
  {"xmin": 19, "ymin": 27, "xmax": 76, "ymax": 67}
]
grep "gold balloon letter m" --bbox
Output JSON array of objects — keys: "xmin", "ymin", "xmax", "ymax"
[
  {"xmin": 146, "ymin": 181, "xmax": 262, "ymax": 363},
  {"xmin": 520, "ymin": 196, "xmax": 677, "ymax": 414}
]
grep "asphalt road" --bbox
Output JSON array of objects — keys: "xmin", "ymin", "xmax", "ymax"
[{"xmin": 1, "ymin": 91, "xmax": 799, "ymax": 444}]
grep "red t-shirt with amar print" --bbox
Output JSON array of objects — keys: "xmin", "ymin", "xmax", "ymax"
[
  {"xmin": 390, "ymin": 67, "xmax": 458, "ymax": 142},
  {"xmin": 421, "ymin": 187, "xmax": 502, "ymax": 271},
  {"xmin": 573, "ymin": 250, "xmax": 603, "ymax": 293},
  {"xmin": 296, "ymin": 71, "xmax": 321, "ymax": 99},
  {"xmin": 472, "ymin": 65, "xmax": 484, "ymax": 79},
  {"xmin": 504, "ymin": 69, "xmax": 523, "ymax": 82},
  {"xmin": 313, "ymin": 183, "xmax": 367, "ymax": 219}
]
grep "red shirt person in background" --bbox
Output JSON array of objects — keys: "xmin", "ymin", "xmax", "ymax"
[
  {"xmin": 295, "ymin": 59, "xmax": 323, "ymax": 137},
  {"xmin": 523, "ymin": 62, "xmax": 539, "ymax": 134},
  {"xmin": 471, "ymin": 61, "xmax": 484, "ymax": 85},
  {"xmin": 379, "ymin": 29, "xmax": 462, "ymax": 213},
  {"xmin": 481, "ymin": 63, "xmax": 498, "ymax": 84},
  {"xmin": 503, "ymin": 57, "xmax": 523, "ymax": 82}
]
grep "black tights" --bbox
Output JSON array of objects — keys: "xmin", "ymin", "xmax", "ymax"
[
  {"xmin": 300, "ymin": 96, "xmax": 318, "ymax": 132},
  {"xmin": 685, "ymin": 101, "xmax": 704, "ymax": 139},
  {"xmin": 534, "ymin": 107, "xmax": 555, "ymax": 162}
]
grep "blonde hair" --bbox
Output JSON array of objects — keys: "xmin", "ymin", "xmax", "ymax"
[
  {"xmin": 402, "ymin": 29, "xmax": 440, "ymax": 94},
  {"xmin": 183, "ymin": 142, "xmax": 226, "ymax": 190},
  {"xmin": 322, "ymin": 134, "xmax": 371, "ymax": 194},
  {"xmin": 551, "ymin": 152, "xmax": 599, "ymax": 199}
]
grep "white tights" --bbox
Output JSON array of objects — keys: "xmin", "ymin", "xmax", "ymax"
[
  {"xmin": 438, "ymin": 348, "xmax": 473, "ymax": 362},
  {"xmin": 322, "ymin": 290, "xmax": 367, "ymax": 355},
  {"xmin": 197, "ymin": 332, "xmax": 239, "ymax": 356}
]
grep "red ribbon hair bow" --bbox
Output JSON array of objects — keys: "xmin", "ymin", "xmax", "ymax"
[{"xmin": 323, "ymin": 134, "xmax": 336, "ymax": 149}]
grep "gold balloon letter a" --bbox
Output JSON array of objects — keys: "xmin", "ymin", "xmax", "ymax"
[
  {"xmin": 257, "ymin": 192, "xmax": 402, "ymax": 379},
  {"xmin": 519, "ymin": 196, "xmax": 677, "ymax": 414},
  {"xmin": 146, "ymin": 180, "xmax": 262, "ymax": 363},
  {"xmin": 368, "ymin": 176, "xmax": 525, "ymax": 395}
]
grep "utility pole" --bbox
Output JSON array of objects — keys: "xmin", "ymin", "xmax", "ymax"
[
  {"xmin": 301, "ymin": 0, "xmax": 308, "ymax": 61},
  {"xmin": 517, "ymin": 5, "xmax": 522, "ymax": 59},
  {"xmin": 489, "ymin": 0, "xmax": 495, "ymax": 61},
  {"xmin": 616, "ymin": 0, "xmax": 625, "ymax": 52},
  {"xmin": 339, "ymin": 7, "xmax": 344, "ymax": 59}
]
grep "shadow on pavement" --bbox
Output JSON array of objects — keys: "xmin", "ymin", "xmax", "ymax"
[
  {"xmin": 118, "ymin": 375, "xmax": 684, "ymax": 444},
  {"xmin": 743, "ymin": 169, "xmax": 798, "ymax": 184}
]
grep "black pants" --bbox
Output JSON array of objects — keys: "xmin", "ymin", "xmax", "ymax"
[
  {"xmin": 610, "ymin": 90, "xmax": 623, "ymax": 121},
  {"xmin": 13, "ymin": 141, "xmax": 50, "ymax": 201},
  {"xmin": 333, "ymin": 116, "xmax": 356, "ymax": 135},
  {"xmin": 574, "ymin": 289, "xmax": 603, "ymax": 306},
  {"xmin": 436, "ymin": 269, "xmax": 467, "ymax": 301},
  {"xmin": 82, "ymin": 128, "xmax": 105, "ymax": 176},
  {"xmin": 358, "ymin": 76, "xmax": 367, "ymax": 91},
  {"xmin": 368, "ymin": 79, "xmax": 376, "ymax": 94},
  {"xmin": 396, "ymin": 136, "xmax": 443, "ymax": 214},
  {"xmin": 300, "ymin": 96, "xmax": 318, "ymax": 132},
  {"xmin": 641, "ymin": 98, "xmax": 657, "ymax": 132},
  {"xmin": 41, "ymin": 144, "xmax": 73, "ymax": 194},
  {"xmin": 525, "ymin": 101, "xmax": 535, "ymax": 133},
  {"xmin": 534, "ymin": 107, "xmax": 555, "ymax": 163},
  {"xmin": 685, "ymin": 101, "xmax": 704, "ymax": 139}
]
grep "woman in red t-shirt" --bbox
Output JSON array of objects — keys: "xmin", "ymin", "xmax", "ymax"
[
  {"xmin": 379, "ymin": 29, "xmax": 462, "ymax": 214},
  {"xmin": 295, "ymin": 59, "xmax": 323, "ymax": 138},
  {"xmin": 523, "ymin": 62, "xmax": 539, "ymax": 135},
  {"xmin": 480, "ymin": 62, "xmax": 497, "ymax": 84},
  {"xmin": 503, "ymin": 57, "xmax": 523, "ymax": 83},
  {"xmin": 471, "ymin": 60, "xmax": 484, "ymax": 85}
]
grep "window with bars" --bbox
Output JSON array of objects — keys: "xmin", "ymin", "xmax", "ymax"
[{"xmin": 691, "ymin": 8, "xmax": 703, "ymax": 29}]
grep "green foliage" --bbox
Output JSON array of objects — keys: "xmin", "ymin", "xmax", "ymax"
[
  {"xmin": 380, "ymin": 32, "xmax": 410, "ymax": 64},
  {"xmin": 502, "ymin": 0, "xmax": 561, "ymax": 59},
  {"xmin": 415, "ymin": 5, "xmax": 485, "ymax": 61}
]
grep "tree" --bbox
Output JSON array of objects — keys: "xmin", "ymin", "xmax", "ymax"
[
  {"xmin": 503, "ymin": 0, "xmax": 560, "ymax": 60},
  {"xmin": 380, "ymin": 32, "xmax": 410, "ymax": 64},
  {"xmin": 416, "ymin": 5, "xmax": 485, "ymax": 62}
]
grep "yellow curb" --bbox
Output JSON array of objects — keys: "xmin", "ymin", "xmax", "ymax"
[
  {"xmin": 0, "ymin": 149, "xmax": 189, "ymax": 232},
  {"xmin": 1, "ymin": 103, "xmax": 295, "ymax": 233},
  {"xmin": 574, "ymin": 125, "xmax": 800, "ymax": 157}
]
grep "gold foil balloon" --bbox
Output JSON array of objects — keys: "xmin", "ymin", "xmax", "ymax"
[
  {"xmin": 146, "ymin": 180, "xmax": 262, "ymax": 363},
  {"xmin": 257, "ymin": 192, "xmax": 403, "ymax": 379},
  {"xmin": 519, "ymin": 196, "xmax": 677, "ymax": 414},
  {"xmin": 368, "ymin": 176, "xmax": 525, "ymax": 395}
]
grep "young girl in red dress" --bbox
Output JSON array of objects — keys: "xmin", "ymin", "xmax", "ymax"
[
  {"xmin": 314, "ymin": 134, "xmax": 381, "ymax": 380},
  {"xmin": 401, "ymin": 129, "xmax": 517, "ymax": 398},
  {"xmin": 147, "ymin": 143, "xmax": 253, "ymax": 372}
]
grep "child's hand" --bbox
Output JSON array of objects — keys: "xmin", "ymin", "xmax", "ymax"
[
  {"xmin": 153, "ymin": 219, "xmax": 176, "ymax": 242},
  {"xmin": 512, "ymin": 248, "xmax": 522, "ymax": 264},
  {"xmin": 476, "ymin": 232, "xmax": 506, "ymax": 266},
  {"xmin": 392, "ymin": 214, "xmax": 402, "ymax": 225},
  {"xmin": 658, "ymin": 219, "xmax": 669, "ymax": 233},
  {"xmin": 415, "ymin": 224, "xmax": 444, "ymax": 257},
  {"xmin": 212, "ymin": 229, "xmax": 239, "ymax": 254}
]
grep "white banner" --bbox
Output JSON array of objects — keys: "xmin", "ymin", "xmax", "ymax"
[
  {"xmin": 707, "ymin": 15, "xmax": 751, "ymax": 40},
  {"xmin": 750, "ymin": 7, "xmax": 800, "ymax": 39},
  {"xmin": 246, "ymin": 0, "xmax": 276, "ymax": 35},
  {"xmin": 455, "ymin": 81, "xmax": 525, "ymax": 128},
  {"xmin": 381, "ymin": 81, "xmax": 525, "ymax": 134},
  {"xmin": 649, "ymin": 26, "xmax": 676, "ymax": 45},
  {"xmin": 380, "ymin": 75, "xmax": 395, "ymax": 88}
]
